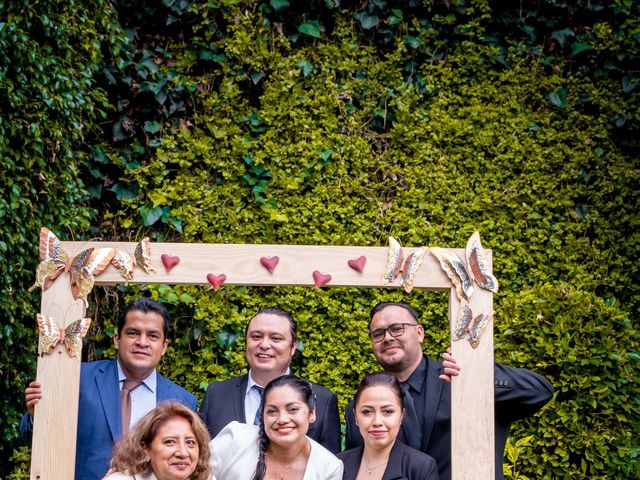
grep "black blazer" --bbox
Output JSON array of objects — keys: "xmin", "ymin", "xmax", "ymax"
[
  {"xmin": 200, "ymin": 373, "xmax": 341, "ymax": 453},
  {"xmin": 338, "ymin": 440, "xmax": 440, "ymax": 480},
  {"xmin": 345, "ymin": 356, "xmax": 553, "ymax": 480}
]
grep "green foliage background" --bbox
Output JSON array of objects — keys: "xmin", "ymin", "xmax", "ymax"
[{"xmin": 2, "ymin": 0, "xmax": 638, "ymax": 478}]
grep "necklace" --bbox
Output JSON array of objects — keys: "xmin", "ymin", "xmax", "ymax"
[{"xmin": 364, "ymin": 459, "xmax": 387, "ymax": 475}]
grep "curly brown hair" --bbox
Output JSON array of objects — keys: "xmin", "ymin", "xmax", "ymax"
[{"xmin": 110, "ymin": 401, "xmax": 211, "ymax": 480}]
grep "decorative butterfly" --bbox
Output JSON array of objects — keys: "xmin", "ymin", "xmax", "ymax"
[
  {"xmin": 29, "ymin": 227, "xmax": 115, "ymax": 306},
  {"xmin": 36, "ymin": 313, "xmax": 92, "ymax": 359},
  {"xmin": 382, "ymin": 237, "xmax": 428, "ymax": 293},
  {"xmin": 110, "ymin": 237, "xmax": 155, "ymax": 282},
  {"xmin": 453, "ymin": 302, "xmax": 493, "ymax": 349},
  {"xmin": 431, "ymin": 232, "xmax": 500, "ymax": 301}
]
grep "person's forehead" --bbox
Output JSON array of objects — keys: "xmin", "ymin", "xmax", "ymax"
[
  {"xmin": 356, "ymin": 385, "xmax": 401, "ymax": 406},
  {"xmin": 247, "ymin": 313, "xmax": 291, "ymax": 335},
  {"xmin": 123, "ymin": 310, "xmax": 164, "ymax": 330},
  {"xmin": 370, "ymin": 305, "xmax": 415, "ymax": 328},
  {"xmin": 266, "ymin": 385, "xmax": 302, "ymax": 404}
]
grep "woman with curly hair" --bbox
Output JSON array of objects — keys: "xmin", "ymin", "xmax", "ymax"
[
  {"xmin": 210, "ymin": 374, "xmax": 342, "ymax": 480},
  {"xmin": 104, "ymin": 401, "xmax": 211, "ymax": 480}
]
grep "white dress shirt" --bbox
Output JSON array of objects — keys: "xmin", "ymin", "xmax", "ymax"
[{"xmin": 117, "ymin": 360, "xmax": 157, "ymax": 430}]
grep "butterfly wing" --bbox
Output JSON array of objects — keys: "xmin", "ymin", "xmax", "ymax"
[
  {"xmin": 63, "ymin": 317, "xmax": 92, "ymax": 359},
  {"xmin": 383, "ymin": 237, "xmax": 404, "ymax": 284},
  {"xmin": 29, "ymin": 260, "xmax": 60, "ymax": 292},
  {"xmin": 36, "ymin": 313, "xmax": 63, "ymax": 356},
  {"xmin": 82, "ymin": 248, "xmax": 116, "ymax": 277},
  {"xmin": 466, "ymin": 232, "xmax": 499, "ymax": 293},
  {"xmin": 401, "ymin": 247, "xmax": 428, "ymax": 293},
  {"xmin": 134, "ymin": 237, "xmax": 155, "ymax": 274},
  {"xmin": 111, "ymin": 250, "xmax": 134, "ymax": 281},
  {"xmin": 431, "ymin": 248, "xmax": 474, "ymax": 301},
  {"xmin": 68, "ymin": 248, "xmax": 114, "ymax": 304},
  {"xmin": 453, "ymin": 301, "xmax": 473, "ymax": 341},
  {"xmin": 30, "ymin": 228, "xmax": 68, "ymax": 291},
  {"xmin": 466, "ymin": 309, "xmax": 492, "ymax": 349}
]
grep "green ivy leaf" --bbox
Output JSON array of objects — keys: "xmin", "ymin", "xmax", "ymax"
[
  {"xmin": 570, "ymin": 42, "xmax": 594, "ymax": 56},
  {"xmin": 357, "ymin": 12, "xmax": 379, "ymax": 30},
  {"xmin": 547, "ymin": 88, "xmax": 567, "ymax": 109},
  {"xmin": 551, "ymin": 28, "xmax": 574, "ymax": 47},
  {"xmin": 144, "ymin": 120, "xmax": 162, "ymax": 134},
  {"xmin": 297, "ymin": 60, "xmax": 313, "ymax": 77},
  {"xmin": 299, "ymin": 20, "xmax": 321, "ymax": 38},
  {"xmin": 140, "ymin": 205, "xmax": 163, "ymax": 226},
  {"xmin": 270, "ymin": 0, "xmax": 290, "ymax": 11}
]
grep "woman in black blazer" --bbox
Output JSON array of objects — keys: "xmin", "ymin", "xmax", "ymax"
[{"xmin": 338, "ymin": 373, "xmax": 439, "ymax": 480}]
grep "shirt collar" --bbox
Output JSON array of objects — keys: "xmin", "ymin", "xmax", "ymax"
[
  {"xmin": 403, "ymin": 355, "xmax": 427, "ymax": 394},
  {"xmin": 116, "ymin": 360, "xmax": 157, "ymax": 393},
  {"xmin": 246, "ymin": 367, "xmax": 291, "ymax": 392}
]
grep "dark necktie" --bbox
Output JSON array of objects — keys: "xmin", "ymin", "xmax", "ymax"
[
  {"xmin": 252, "ymin": 385, "xmax": 264, "ymax": 426},
  {"xmin": 401, "ymin": 382, "xmax": 423, "ymax": 450},
  {"xmin": 120, "ymin": 379, "xmax": 142, "ymax": 435}
]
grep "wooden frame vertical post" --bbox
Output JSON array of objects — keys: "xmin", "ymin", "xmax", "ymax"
[
  {"xmin": 31, "ymin": 242, "xmax": 494, "ymax": 480},
  {"xmin": 449, "ymin": 252, "xmax": 495, "ymax": 479},
  {"xmin": 31, "ymin": 278, "xmax": 86, "ymax": 479}
]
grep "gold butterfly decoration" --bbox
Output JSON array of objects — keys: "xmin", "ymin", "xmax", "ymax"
[
  {"xmin": 29, "ymin": 228, "xmax": 115, "ymax": 307},
  {"xmin": 382, "ymin": 237, "xmax": 428, "ymax": 293},
  {"xmin": 431, "ymin": 232, "xmax": 499, "ymax": 348},
  {"xmin": 36, "ymin": 313, "xmax": 92, "ymax": 359},
  {"xmin": 453, "ymin": 302, "xmax": 493, "ymax": 349},
  {"xmin": 110, "ymin": 237, "xmax": 156, "ymax": 282}
]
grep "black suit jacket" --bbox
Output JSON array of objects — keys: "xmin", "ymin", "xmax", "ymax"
[
  {"xmin": 345, "ymin": 356, "xmax": 553, "ymax": 480},
  {"xmin": 338, "ymin": 440, "xmax": 440, "ymax": 480},
  {"xmin": 200, "ymin": 373, "xmax": 341, "ymax": 453}
]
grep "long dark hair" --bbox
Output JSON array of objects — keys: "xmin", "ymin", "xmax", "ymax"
[
  {"xmin": 252, "ymin": 375, "xmax": 316, "ymax": 480},
  {"xmin": 353, "ymin": 372, "xmax": 404, "ymax": 410}
]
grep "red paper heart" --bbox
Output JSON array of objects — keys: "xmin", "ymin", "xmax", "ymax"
[
  {"xmin": 161, "ymin": 254, "xmax": 180, "ymax": 272},
  {"xmin": 260, "ymin": 256, "xmax": 279, "ymax": 273},
  {"xmin": 347, "ymin": 255, "xmax": 367, "ymax": 273},
  {"xmin": 207, "ymin": 273, "xmax": 226, "ymax": 291},
  {"xmin": 312, "ymin": 270, "xmax": 331, "ymax": 288}
]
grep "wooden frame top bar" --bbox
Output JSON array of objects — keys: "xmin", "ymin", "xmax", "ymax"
[{"xmin": 60, "ymin": 241, "xmax": 471, "ymax": 289}]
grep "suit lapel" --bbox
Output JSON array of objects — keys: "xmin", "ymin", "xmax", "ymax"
[
  {"xmin": 382, "ymin": 440, "xmax": 408, "ymax": 480},
  {"xmin": 96, "ymin": 359, "xmax": 121, "ymax": 440},
  {"xmin": 236, "ymin": 374, "xmax": 249, "ymax": 422},
  {"xmin": 341, "ymin": 447, "xmax": 364, "ymax": 480},
  {"xmin": 421, "ymin": 356, "xmax": 444, "ymax": 452},
  {"xmin": 156, "ymin": 371, "xmax": 169, "ymax": 401}
]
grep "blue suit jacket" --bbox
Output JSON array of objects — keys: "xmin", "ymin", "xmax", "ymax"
[{"xmin": 20, "ymin": 359, "xmax": 197, "ymax": 480}]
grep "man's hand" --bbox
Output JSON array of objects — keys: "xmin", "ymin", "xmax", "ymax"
[
  {"xmin": 25, "ymin": 381, "xmax": 42, "ymax": 418},
  {"xmin": 438, "ymin": 347, "xmax": 461, "ymax": 383}
]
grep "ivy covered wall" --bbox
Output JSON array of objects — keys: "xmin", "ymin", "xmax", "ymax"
[{"xmin": 2, "ymin": 1, "xmax": 638, "ymax": 478}]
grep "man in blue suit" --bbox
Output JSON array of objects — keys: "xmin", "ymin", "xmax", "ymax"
[{"xmin": 21, "ymin": 298, "xmax": 197, "ymax": 480}]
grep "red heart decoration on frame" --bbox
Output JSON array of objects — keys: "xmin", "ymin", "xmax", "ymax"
[
  {"xmin": 161, "ymin": 254, "xmax": 180, "ymax": 272},
  {"xmin": 312, "ymin": 270, "xmax": 332, "ymax": 288},
  {"xmin": 347, "ymin": 255, "xmax": 367, "ymax": 273},
  {"xmin": 260, "ymin": 256, "xmax": 279, "ymax": 273},
  {"xmin": 207, "ymin": 273, "xmax": 226, "ymax": 291}
]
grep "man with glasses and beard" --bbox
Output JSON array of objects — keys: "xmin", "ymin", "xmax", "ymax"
[{"xmin": 345, "ymin": 302, "xmax": 553, "ymax": 480}]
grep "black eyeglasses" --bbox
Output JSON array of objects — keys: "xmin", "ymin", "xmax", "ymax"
[{"xmin": 370, "ymin": 323, "xmax": 419, "ymax": 343}]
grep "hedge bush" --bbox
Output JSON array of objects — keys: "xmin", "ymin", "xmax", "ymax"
[{"xmin": 4, "ymin": 1, "xmax": 639, "ymax": 478}]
